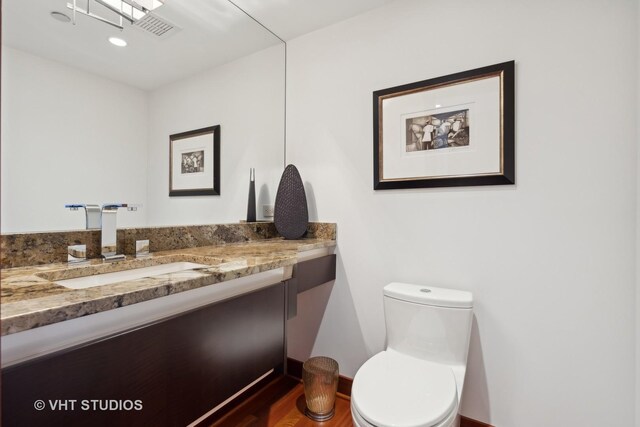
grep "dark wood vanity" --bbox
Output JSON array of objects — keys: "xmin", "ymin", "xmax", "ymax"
[{"xmin": 1, "ymin": 254, "xmax": 336, "ymax": 427}]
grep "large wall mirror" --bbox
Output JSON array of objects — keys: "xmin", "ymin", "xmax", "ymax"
[{"xmin": 1, "ymin": 0, "xmax": 285, "ymax": 233}]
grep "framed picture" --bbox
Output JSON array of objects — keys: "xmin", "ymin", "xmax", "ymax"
[
  {"xmin": 373, "ymin": 61, "xmax": 514, "ymax": 189},
  {"xmin": 169, "ymin": 125, "xmax": 220, "ymax": 196}
]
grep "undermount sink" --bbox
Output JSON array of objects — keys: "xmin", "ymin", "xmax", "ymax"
[{"xmin": 55, "ymin": 262, "xmax": 209, "ymax": 289}]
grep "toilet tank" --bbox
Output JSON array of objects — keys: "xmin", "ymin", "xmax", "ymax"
[{"xmin": 383, "ymin": 283, "xmax": 473, "ymax": 366}]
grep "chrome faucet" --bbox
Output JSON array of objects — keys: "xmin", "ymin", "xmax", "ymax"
[
  {"xmin": 100, "ymin": 204, "xmax": 127, "ymax": 261},
  {"xmin": 64, "ymin": 204, "xmax": 101, "ymax": 229},
  {"xmin": 66, "ymin": 203, "xmax": 141, "ymax": 262}
]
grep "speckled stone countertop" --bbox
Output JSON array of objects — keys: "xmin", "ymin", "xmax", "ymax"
[
  {"xmin": 1, "ymin": 238, "xmax": 335, "ymax": 336},
  {"xmin": 1, "ymin": 222, "xmax": 336, "ymax": 268}
]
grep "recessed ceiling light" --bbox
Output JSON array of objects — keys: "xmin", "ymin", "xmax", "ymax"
[
  {"xmin": 50, "ymin": 11, "xmax": 71, "ymax": 23},
  {"xmin": 108, "ymin": 37, "xmax": 128, "ymax": 47},
  {"xmin": 435, "ymin": 104, "xmax": 442, "ymax": 108}
]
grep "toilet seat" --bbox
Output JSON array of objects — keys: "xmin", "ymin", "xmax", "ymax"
[
  {"xmin": 351, "ymin": 400, "xmax": 458, "ymax": 427},
  {"xmin": 351, "ymin": 351, "xmax": 458, "ymax": 427}
]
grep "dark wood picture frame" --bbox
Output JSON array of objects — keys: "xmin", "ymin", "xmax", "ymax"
[
  {"xmin": 169, "ymin": 125, "xmax": 220, "ymax": 197},
  {"xmin": 373, "ymin": 61, "xmax": 515, "ymax": 190}
]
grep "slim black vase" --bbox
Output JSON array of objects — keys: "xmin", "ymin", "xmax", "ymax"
[
  {"xmin": 246, "ymin": 168, "xmax": 256, "ymax": 222},
  {"xmin": 274, "ymin": 164, "xmax": 308, "ymax": 239}
]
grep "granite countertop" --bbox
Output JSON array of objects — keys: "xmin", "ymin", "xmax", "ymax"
[{"xmin": 0, "ymin": 238, "xmax": 336, "ymax": 336}]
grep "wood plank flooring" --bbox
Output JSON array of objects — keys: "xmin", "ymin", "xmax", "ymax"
[
  {"xmin": 205, "ymin": 374, "xmax": 492, "ymax": 427},
  {"xmin": 208, "ymin": 375, "xmax": 353, "ymax": 427}
]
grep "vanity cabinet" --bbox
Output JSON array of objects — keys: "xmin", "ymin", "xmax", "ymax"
[
  {"xmin": 1, "ymin": 283, "xmax": 286, "ymax": 427},
  {"xmin": 285, "ymin": 254, "xmax": 337, "ymax": 318},
  {"xmin": 1, "ymin": 250, "xmax": 337, "ymax": 426}
]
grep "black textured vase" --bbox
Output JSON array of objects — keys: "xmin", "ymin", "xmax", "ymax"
[{"xmin": 274, "ymin": 164, "xmax": 309, "ymax": 240}]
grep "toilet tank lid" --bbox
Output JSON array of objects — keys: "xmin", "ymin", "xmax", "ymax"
[{"xmin": 384, "ymin": 283, "xmax": 473, "ymax": 308}]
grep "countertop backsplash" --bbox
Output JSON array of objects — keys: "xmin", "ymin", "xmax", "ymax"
[{"xmin": 1, "ymin": 222, "xmax": 336, "ymax": 269}]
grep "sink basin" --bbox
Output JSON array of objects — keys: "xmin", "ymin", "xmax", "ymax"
[{"xmin": 55, "ymin": 262, "xmax": 209, "ymax": 289}]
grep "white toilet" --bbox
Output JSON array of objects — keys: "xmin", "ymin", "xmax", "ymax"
[{"xmin": 351, "ymin": 283, "xmax": 473, "ymax": 427}]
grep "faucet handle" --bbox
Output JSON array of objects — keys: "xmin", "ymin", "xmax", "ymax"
[
  {"xmin": 102, "ymin": 203, "xmax": 127, "ymax": 210},
  {"xmin": 67, "ymin": 244, "xmax": 88, "ymax": 265},
  {"xmin": 136, "ymin": 240, "xmax": 150, "ymax": 258},
  {"xmin": 102, "ymin": 203, "xmax": 143, "ymax": 211}
]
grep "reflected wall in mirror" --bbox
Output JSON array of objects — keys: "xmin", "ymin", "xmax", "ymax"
[{"xmin": 1, "ymin": 0, "xmax": 285, "ymax": 233}]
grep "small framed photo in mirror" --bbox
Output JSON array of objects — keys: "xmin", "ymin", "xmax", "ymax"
[{"xmin": 169, "ymin": 125, "xmax": 220, "ymax": 196}]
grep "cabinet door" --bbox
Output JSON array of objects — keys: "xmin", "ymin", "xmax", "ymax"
[{"xmin": 2, "ymin": 283, "xmax": 285, "ymax": 427}]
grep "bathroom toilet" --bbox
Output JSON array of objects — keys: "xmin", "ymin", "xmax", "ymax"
[{"xmin": 351, "ymin": 283, "xmax": 473, "ymax": 427}]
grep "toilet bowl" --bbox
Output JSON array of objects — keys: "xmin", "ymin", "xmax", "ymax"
[
  {"xmin": 351, "ymin": 283, "xmax": 473, "ymax": 427},
  {"xmin": 351, "ymin": 350, "xmax": 459, "ymax": 427}
]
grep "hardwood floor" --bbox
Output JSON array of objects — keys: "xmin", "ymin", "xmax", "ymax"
[
  {"xmin": 205, "ymin": 373, "xmax": 492, "ymax": 427},
  {"xmin": 208, "ymin": 375, "xmax": 353, "ymax": 427}
]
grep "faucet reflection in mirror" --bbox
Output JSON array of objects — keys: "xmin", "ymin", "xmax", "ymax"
[{"xmin": 65, "ymin": 203, "xmax": 142, "ymax": 262}]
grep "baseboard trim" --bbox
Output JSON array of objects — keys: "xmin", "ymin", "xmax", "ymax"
[
  {"xmin": 286, "ymin": 358, "xmax": 493, "ymax": 427},
  {"xmin": 460, "ymin": 415, "xmax": 494, "ymax": 427}
]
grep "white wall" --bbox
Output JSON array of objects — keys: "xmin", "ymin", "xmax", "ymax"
[
  {"xmin": 1, "ymin": 43, "xmax": 285, "ymax": 232},
  {"xmin": 636, "ymin": 1, "xmax": 640, "ymax": 424},
  {"xmin": 146, "ymin": 44, "xmax": 285, "ymax": 226},
  {"xmin": 286, "ymin": 0, "xmax": 638, "ymax": 425},
  {"xmin": 1, "ymin": 47, "xmax": 148, "ymax": 232}
]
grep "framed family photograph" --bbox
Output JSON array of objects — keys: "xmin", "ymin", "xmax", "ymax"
[
  {"xmin": 373, "ymin": 61, "xmax": 515, "ymax": 189},
  {"xmin": 169, "ymin": 125, "xmax": 220, "ymax": 196}
]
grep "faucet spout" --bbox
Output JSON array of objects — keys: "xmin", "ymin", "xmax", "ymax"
[
  {"xmin": 100, "ymin": 205, "xmax": 125, "ymax": 261},
  {"xmin": 65, "ymin": 204, "xmax": 101, "ymax": 229},
  {"xmin": 100, "ymin": 203, "xmax": 142, "ymax": 261}
]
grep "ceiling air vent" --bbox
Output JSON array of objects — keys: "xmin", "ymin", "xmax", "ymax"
[{"xmin": 133, "ymin": 13, "xmax": 179, "ymax": 39}]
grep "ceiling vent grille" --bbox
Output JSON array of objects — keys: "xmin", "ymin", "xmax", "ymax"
[{"xmin": 133, "ymin": 13, "xmax": 179, "ymax": 38}]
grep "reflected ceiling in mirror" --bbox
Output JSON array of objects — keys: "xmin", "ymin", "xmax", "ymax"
[{"xmin": 3, "ymin": 0, "xmax": 282, "ymax": 90}]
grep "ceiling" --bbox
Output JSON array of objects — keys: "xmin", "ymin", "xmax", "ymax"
[
  {"xmin": 230, "ymin": 0, "xmax": 397, "ymax": 41},
  {"xmin": 2, "ymin": 0, "xmax": 397, "ymax": 91}
]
